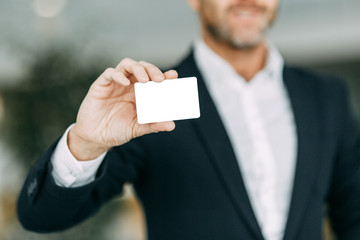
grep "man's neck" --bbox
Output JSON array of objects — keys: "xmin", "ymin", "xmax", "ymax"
[{"xmin": 203, "ymin": 35, "xmax": 267, "ymax": 82}]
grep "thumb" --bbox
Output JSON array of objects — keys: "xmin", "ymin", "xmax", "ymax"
[
  {"xmin": 149, "ymin": 121, "xmax": 176, "ymax": 132},
  {"xmin": 137, "ymin": 121, "xmax": 176, "ymax": 136}
]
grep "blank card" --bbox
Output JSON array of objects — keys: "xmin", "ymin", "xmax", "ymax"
[{"xmin": 134, "ymin": 77, "xmax": 200, "ymax": 124}]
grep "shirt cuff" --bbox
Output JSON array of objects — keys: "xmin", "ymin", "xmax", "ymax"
[{"xmin": 50, "ymin": 124, "xmax": 107, "ymax": 188}]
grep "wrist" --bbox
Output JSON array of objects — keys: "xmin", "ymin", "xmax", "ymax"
[{"xmin": 68, "ymin": 126, "xmax": 109, "ymax": 161}]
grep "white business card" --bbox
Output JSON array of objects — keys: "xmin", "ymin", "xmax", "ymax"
[{"xmin": 134, "ymin": 77, "xmax": 200, "ymax": 124}]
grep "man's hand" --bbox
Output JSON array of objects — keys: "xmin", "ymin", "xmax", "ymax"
[{"xmin": 68, "ymin": 58, "xmax": 178, "ymax": 160}]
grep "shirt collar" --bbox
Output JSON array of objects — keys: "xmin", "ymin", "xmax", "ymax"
[{"xmin": 194, "ymin": 39, "xmax": 284, "ymax": 90}]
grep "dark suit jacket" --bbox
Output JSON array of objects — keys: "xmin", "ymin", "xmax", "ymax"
[{"xmin": 17, "ymin": 52, "xmax": 360, "ymax": 239}]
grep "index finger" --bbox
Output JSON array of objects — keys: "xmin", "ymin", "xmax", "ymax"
[
  {"xmin": 116, "ymin": 58, "xmax": 149, "ymax": 83},
  {"xmin": 139, "ymin": 61, "xmax": 165, "ymax": 83}
]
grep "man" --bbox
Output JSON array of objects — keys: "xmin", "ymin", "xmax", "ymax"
[{"xmin": 17, "ymin": 0, "xmax": 360, "ymax": 239}]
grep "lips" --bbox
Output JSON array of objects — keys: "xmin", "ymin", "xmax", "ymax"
[
  {"xmin": 229, "ymin": 5, "xmax": 264, "ymax": 17},
  {"xmin": 235, "ymin": 10, "xmax": 257, "ymax": 18},
  {"xmin": 228, "ymin": 5, "xmax": 264, "ymax": 24}
]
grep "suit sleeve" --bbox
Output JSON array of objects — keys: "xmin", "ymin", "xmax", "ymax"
[
  {"xmin": 327, "ymin": 81, "xmax": 360, "ymax": 240},
  {"xmin": 17, "ymin": 138, "xmax": 146, "ymax": 233}
]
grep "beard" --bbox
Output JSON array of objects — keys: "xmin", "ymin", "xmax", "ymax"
[
  {"xmin": 202, "ymin": 4, "xmax": 277, "ymax": 50},
  {"xmin": 205, "ymin": 23, "xmax": 267, "ymax": 49}
]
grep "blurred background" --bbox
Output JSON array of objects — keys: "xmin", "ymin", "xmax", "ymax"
[{"xmin": 0, "ymin": 0, "xmax": 359, "ymax": 239}]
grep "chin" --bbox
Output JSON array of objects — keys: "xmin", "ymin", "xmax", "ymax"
[{"xmin": 229, "ymin": 34, "xmax": 265, "ymax": 49}]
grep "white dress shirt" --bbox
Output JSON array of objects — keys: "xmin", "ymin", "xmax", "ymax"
[
  {"xmin": 51, "ymin": 124, "xmax": 106, "ymax": 187},
  {"xmin": 194, "ymin": 40, "xmax": 297, "ymax": 240},
  {"xmin": 51, "ymin": 39, "xmax": 297, "ymax": 240}
]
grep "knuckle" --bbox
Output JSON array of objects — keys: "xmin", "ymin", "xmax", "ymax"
[
  {"xmin": 122, "ymin": 58, "xmax": 135, "ymax": 63},
  {"xmin": 104, "ymin": 67, "xmax": 114, "ymax": 73},
  {"xmin": 132, "ymin": 64, "xmax": 145, "ymax": 72},
  {"xmin": 139, "ymin": 60, "xmax": 157, "ymax": 69},
  {"xmin": 148, "ymin": 63, "xmax": 158, "ymax": 69},
  {"xmin": 104, "ymin": 68, "xmax": 114, "ymax": 76},
  {"xmin": 119, "ymin": 57, "xmax": 133, "ymax": 65},
  {"xmin": 150, "ymin": 66, "xmax": 161, "ymax": 73}
]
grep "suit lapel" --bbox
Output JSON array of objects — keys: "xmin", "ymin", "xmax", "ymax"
[
  {"xmin": 282, "ymin": 67, "xmax": 322, "ymax": 240},
  {"xmin": 175, "ymin": 54, "xmax": 322, "ymax": 240},
  {"xmin": 175, "ymin": 52, "xmax": 264, "ymax": 240}
]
